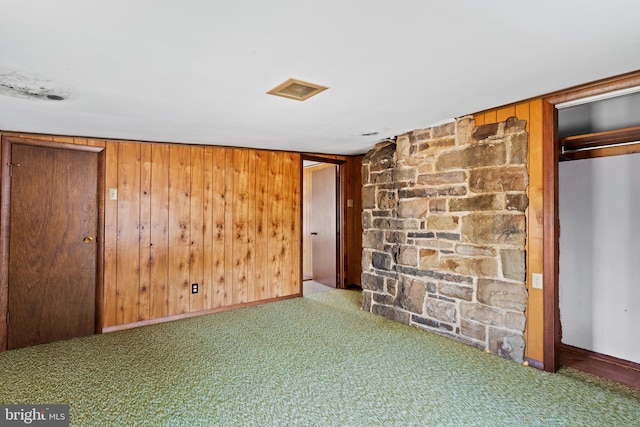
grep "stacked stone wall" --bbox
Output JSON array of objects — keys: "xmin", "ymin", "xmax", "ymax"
[{"xmin": 361, "ymin": 116, "xmax": 529, "ymax": 362}]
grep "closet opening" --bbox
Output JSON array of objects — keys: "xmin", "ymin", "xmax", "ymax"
[{"xmin": 548, "ymin": 83, "xmax": 640, "ymax": 388}]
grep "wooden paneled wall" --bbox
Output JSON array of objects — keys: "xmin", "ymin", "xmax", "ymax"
[
  {"xmin": 1, "ymin": 132, "xmax": 302, "ymax": 330},
  {"xmin": 347, "ymin": 155, "xmax": 364, "ymax": 286},
  {"xmin": 474, "ymin": 101, "xmax": 545, "ymax": 364}
]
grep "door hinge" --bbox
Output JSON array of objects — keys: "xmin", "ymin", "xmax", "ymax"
[
  {"xmin": 5, "ymin": 312, "xmax": 8, "ymax": 324},
  {"xmin": 6, "ymin": 162, "xmax": 21, "ymax": 177}
]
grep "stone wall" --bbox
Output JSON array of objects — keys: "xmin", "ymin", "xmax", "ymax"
[{"xmin": 361, "ymin": 116, "xmax": 529, "ymax": 362}]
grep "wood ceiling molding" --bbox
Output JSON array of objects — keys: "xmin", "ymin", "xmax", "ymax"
[{"xmin": 545, "ymin": 71, "xmax": 640, "ymax": 106}]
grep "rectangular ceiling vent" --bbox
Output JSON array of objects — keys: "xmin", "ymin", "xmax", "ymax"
[{"xmin": 267, "ymin": 78, "xmax": 328, "ymax": 101}]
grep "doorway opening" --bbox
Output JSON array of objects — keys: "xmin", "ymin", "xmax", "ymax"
[
  {"xmin": 302, "ymin": 157, "xmax": 343, "ymax": 296},
  {"xmin": 543, "ymin": 76, "xmax": 640, "ymax": 388},
  {"xmin": 0, "ymin": 137, "xmax": 105, "ymax": 351}
]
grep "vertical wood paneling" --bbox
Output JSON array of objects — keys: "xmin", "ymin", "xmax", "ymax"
[
  {"xmin": 18, "ymin": 134, "xmax": 54, "ymax": 140},
  {"xmin": 202, "ymin": 148, "xmax": 214, "ymax": 309},
  {"xmin": 268, "ymin": 152, "xmax": 284, "ymax": 297},
  {"xmin": 86, "ymin": 139, "xmax": 117, "ymax": 327},
  {"xmin": 496, "ymin": 106, "xmax": 516, "ymax": 122},
  {"xmin": 246, "ymin": 152, "xmax": 257, "ymax": 302},
  {"xmin": 139, "ymin": 143, "xmax": 152, "ymax": 320},
  {"xmin": 149, "ymin": 144, "xmax": 170, "ymax": 319},
  {"xmin": 527, "ymin": 99, "xmax": 545, "ymax": 362},
  {"xmin": 211, "ymin": 148, "xmax": 226, "ymax": 308},
  {"xmin": 231, "ymin": 150, "xmax": 250, "ymax": 304},
  {"xmin": 282, "ymin": 153, "xmax": 301, "ymax": 295},
  {"xmin": 116, "ymin": 142, "xmax": 141, "ymax": 324},
  {"xmin": 254, "ymin": 151, "xmax": 269, "ymax": 300},
  {"xmin": 343, "ymin": 158, "xmax": 352, "ymax": 286},
  {"xmin": 484, "ymin": 110, "xmax": 497, "ymax": 124},
  {"xmin": 348, "ymin": 155, "xmax": 364, "ymax": 286},
  {"xmin": 1, "ymin": 131, "xmax": 307, "ymax": 333},
  {"xmin": 168, "ymin": 145, "xmax": 191, "ymax": 315},
  {"xmin": 52, "ymin": 136, "xmax": 74, "ymax": 143},
  {"xmin": 223, "ymin": 150, "xmax": 235, "ymax": 306},
  {"xmin": 516, "ymin": 102, "xmax": 531, "ymax": 132},
  {"xmin": 189, "ymin": 147, "xmax": 205, "ymax": 312},
  {"xmin": 102, "ymin": 141, "xmax": 119, "ymax": 327}
]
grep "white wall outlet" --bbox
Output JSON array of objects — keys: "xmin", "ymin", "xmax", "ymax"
[
  {"xmin": 108, "ymin": 188, "xmax": 118, "ymax": 200},
  {"xmin": 532, "ymin": 273, "xmax": 543, "ymax": 289}
]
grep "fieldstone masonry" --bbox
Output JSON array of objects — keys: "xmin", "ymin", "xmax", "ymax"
[{"xmin": 361, "ymin": 116, "xmax": 529, "ymax": 363}]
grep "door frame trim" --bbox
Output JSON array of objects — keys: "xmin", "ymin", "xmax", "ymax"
[
  {"xmin": 0, "ymin": 136, "xmax": 106, "ymax": 351},
  {"xmin": 301, "ymin": 155, "xmax": 345, "ymax": 289}
]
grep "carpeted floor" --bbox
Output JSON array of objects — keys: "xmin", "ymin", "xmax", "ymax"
[{"xmin": 1, "ymin": 289, "xmax": 639, "ymax": 426}]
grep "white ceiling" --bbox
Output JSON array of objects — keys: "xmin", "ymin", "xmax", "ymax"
[{"xmin": 1, "ymin": 1, "xmax": 639, "ymax": 155}]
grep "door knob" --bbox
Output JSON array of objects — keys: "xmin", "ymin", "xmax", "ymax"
[{"xmin": 83, "ymin": 236, "xmax": 94, "ymax": 243}]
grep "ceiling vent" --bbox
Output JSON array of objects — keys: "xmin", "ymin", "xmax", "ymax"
[{"xmin": 267, "ymin": 78, "xmax": 328, "ymax": 101}]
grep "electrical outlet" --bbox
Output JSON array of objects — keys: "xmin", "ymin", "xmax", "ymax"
[
  {"xmin": 191, "ymin": 283, "xmax": 198, "ymax": 294},
  {"xmin": 532, "ymin": 273, "xmax": 543, "ymax": 290},
  {"xmin": 108, "ymin": 188, "xmax": 118, "ymax": 200}
]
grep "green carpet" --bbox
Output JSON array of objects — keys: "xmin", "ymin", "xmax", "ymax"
[{"xmin": 0, "ymin": 290, "xmax": 638, "ymax": 426}]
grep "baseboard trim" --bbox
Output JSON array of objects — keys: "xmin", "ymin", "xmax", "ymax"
[
  {"xmin": 524, "ymin": 357, "xmax": 544, "ymax": 370},
  {"xmin": 559, "ymin": 343, "xmax": 640, "ymax": 389},
  {"xmin": 102, "ymin": 294, "xmax": 301, "ymax": 333}
]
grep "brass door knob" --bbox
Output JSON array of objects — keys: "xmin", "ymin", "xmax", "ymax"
[{"xmin": 83, "ymin": 236, "xmax": 94, "ymax": 243}]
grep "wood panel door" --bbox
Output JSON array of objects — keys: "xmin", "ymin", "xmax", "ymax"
[
  {"xmin": 311, "ymin": 165, "xmax": 338, "ymax": 287},
  {"xmin": 6, "ymin": 142, "xmax": 99, "ymax": 349}
]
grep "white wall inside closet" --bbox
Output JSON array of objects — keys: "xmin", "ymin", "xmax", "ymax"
[{"xmin": 559, "ymin": 152, "xmax": 640, "ymax": 364}]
